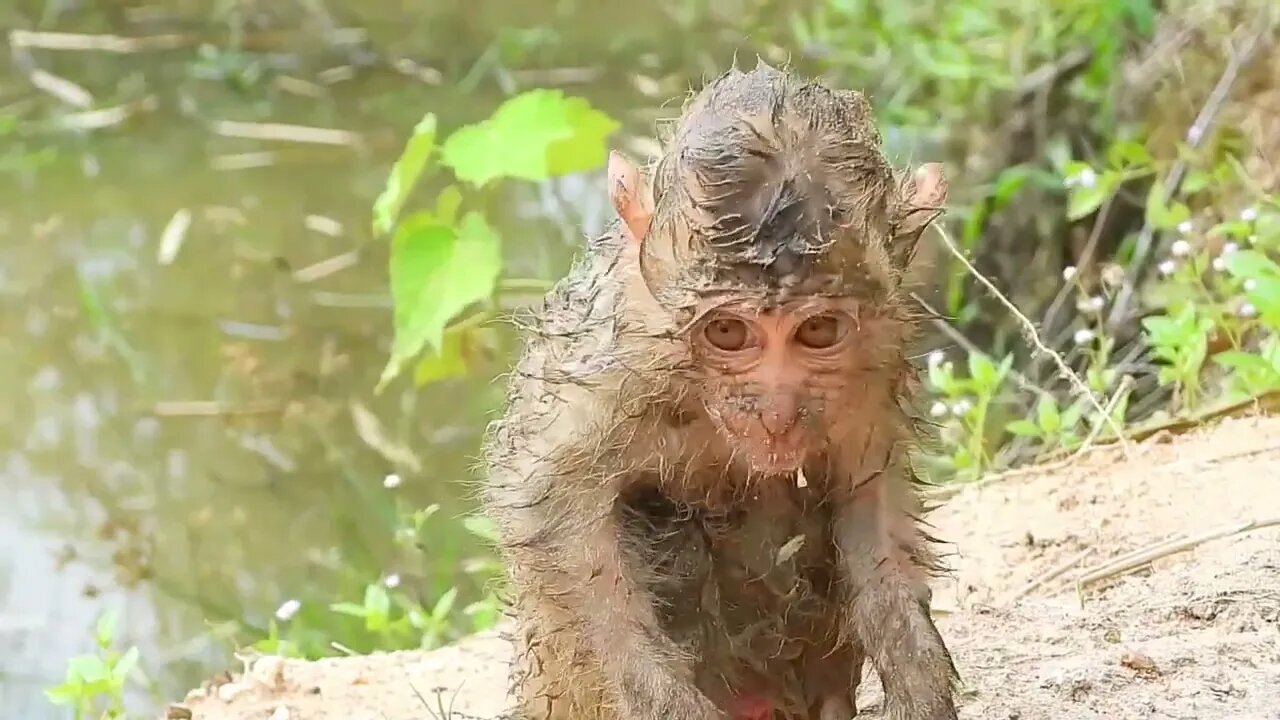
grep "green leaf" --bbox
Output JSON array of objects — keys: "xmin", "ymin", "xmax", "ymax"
[
  {"xmin": 440, "ymin": 89, "xmax": 619, "ymax": 187},
  {"xmin": 1107, "ymin": 140, "xmax": 1152, "ymax": 169},
  {"xmin": 1221, "ymin": 250, "xmax": 1280, "ymax": 281},
  {"xmin": 1180, "ymin": 169, "xmax": 1213, "ymax": 194},
  {"xmin": 111, "ymin": 646, "xmax": 140, "ymax": 684},
  {"xmin": 364, "ymin": 583, "xmax": 392, "ymax": 617},
  {"xmin": 432, "ymin": 185, "xmax": 463, "ymax": 226},
  {"xmin": 95, "ymin": 611, "xmax": 118, "ymax": 650},
  {"xmin": 462, "ymin": 514, "xmax": 499, "ymax": 543},
  {"xmin": 1066, "ymin": 169, "xmax": 1120, "ymax": 221},
  {"xmin": 1061, "ymin": 400, "xmax": 1086, "ymax": 430},
  {"xmin": 430, "ymin": 587, "xmax": 459, "ymax": 624},
  {"xmin": 67, "ymin": 654, "xmax": 108, "ymax": 684},
  {"xmin": 380, "ymin": 211, "xmax": 502, "ymax": 390},
  {"xmin": 329, "ymin": 602, "xmax": 367, "ymax": 617},
  {"xmin": 413, "ymin": 327, "xmax": 471, "ymax": 386},
  {"xmin": 967, "ymin": 352, "xmax": 997, "ymax": 389},
  {"xmin": 546, "ymin": 96, "xmax": 621, "ymax": 175},
  {"xmin": 1036, "ymin": 395, "xmax": 1062, "ymax": 434},
  {"xmin": 373, "ymin": 113, "xmax": 438, "ymax": 236},
  {"xmin": 990, "ymin": 165, "xmax": 1031, "ymax": 208},
  {"xmin": 42, "ymin": 684, "xmax": 80, "ymax": 706},
  {"xmin": 1005, "ymin": 419, "xmax": 1041, "ymax": 438},
  {"xmin": 1212, "ymin": 350, "xmax": 1270, "ymax": 372},
  {"xmin": 1067, "ymin": 182, "xmax": 1109, "ymax": 220}
]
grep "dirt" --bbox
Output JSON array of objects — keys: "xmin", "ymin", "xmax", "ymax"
[{"xmin": 169, "ymin": 413, "xmax": 1280, "ymax": 720}]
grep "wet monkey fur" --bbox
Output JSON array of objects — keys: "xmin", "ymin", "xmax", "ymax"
[{"xmin": 482, "ymin": 61, "xmax": 958, "ymax": 720}]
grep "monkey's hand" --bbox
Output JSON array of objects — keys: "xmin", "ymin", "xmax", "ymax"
[
  {"xmin": 834, "ymin": 476, "xmax": 959, "ymax": 720},
  {"xmin": 491, "ymin": 465, "xmax": 725, "ymax": 719},
  {"xmin": 577, "ymin": 518, "xmax": 728, "ymax": 720}
]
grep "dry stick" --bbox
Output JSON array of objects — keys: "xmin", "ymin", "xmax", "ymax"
[
  {"xmin": 998, "ymin": 547, "xmax": 1095, "ymax": 608},
  {"xmin": 211, "ymin": 120, "xmax": 360, "ymax": 147},
  {"xmin": 151, "ymin": 400, "xmax": 283, "ymax": 417},
  {"xmin": 933, "ymin": 225, "xmax": 1133, "ymax": 458},
  {"xmin": 1107, "ymin": 27, "xmax": 1268, "ymax": 330},
  {"xmin": 1076, "ymin": 516, "xmax": 1280, "ymax": 590},
  {"xmin": 8, "ymin": 29, "xmax": 189, "ymax": 53}
]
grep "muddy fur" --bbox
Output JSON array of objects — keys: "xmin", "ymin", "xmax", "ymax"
[{"xmin": 481, "ymin": 61, "xmax": 958, "ymax": 720}]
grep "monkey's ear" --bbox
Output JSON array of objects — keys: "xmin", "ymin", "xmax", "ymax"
[
  {"xmin": 608, "ymin": 150, "xmax": 655, "ymax": 246},
  {"xmin": 892, "ymin": 162, "xmax": 948, "ymax": 265}
]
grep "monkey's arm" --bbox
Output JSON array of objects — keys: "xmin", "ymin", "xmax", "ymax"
[
  {"xmin": 833, "ymin": 467, "xmax": 958, "ymax": 720},
  {"xmin": 488, "ymin": 459, "xmax": 725, "ymax": 720}
]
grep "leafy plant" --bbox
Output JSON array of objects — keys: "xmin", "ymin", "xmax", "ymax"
[
  {"xmin": 45, "ymin": 612, "xmax": 142, "ymax": 720},
  {"xmin": 371, "ymin": 88, "xmax": 619, "ymax": 391},
  {"xmin": 1005, "ymin": 393, "xmax": 1087, "ymax": 450},
  {"xmin": 250, "ymin": 500, "xmax": 506, "ymax": 660},
  {"xmin": 926, "ymin": 350, "xmax": 1014, "ymax": 478}
]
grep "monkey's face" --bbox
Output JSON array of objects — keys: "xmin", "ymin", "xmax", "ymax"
[{"xmin": 685, "ymin": 296, "xmax": 865, "ymax": 476}]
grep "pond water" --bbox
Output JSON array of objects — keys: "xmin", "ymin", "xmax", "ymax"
[{"xmin": 0, "ymin": 1, "xmax": 960, "ymax": 716}]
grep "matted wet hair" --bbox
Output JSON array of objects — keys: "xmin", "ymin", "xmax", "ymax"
[{"xmin": 643, "ymin": 60, "xmax": 902, "ymax": 305}]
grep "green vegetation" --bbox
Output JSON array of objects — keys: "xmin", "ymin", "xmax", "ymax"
[
  {"xmin": 9, "ymin": 0, "xmax": 1274, "ymax": 717},
  {"xmin": 44, "ymin": 613, "xmax": 143, "ymax": 720}
]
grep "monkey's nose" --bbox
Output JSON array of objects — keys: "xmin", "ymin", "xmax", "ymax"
[{"xmin": 760, "ymin": 396, "xmax": 800, "ymax": 437}]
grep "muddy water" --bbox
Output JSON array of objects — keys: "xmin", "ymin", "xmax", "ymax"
[{"xmin": 0, "ymin": 2, "xmax": 743, "ymax": 716}]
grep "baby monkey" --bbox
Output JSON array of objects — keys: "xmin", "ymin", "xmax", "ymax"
[{"xmin": 482, "ymin": 61, "xmax": 957, "ymax": 720}]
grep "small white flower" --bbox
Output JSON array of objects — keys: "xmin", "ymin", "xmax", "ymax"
[
  {"xmin": 1177, "ymin": 220, "xmax": 1193, "ymax": 235},
  {"xmin": 1212, "ymin": 257, "xmax": 1227, "ymax": 272},
  {"xmin": 1241, "ymin": 206, "xmax": 1258, "ymax": 222},
  {"xmin": 951, "ymin": 398, "xmax": 973, "ymax": 416},
  {"xmin": 383, "ymin": 473, "xmax": 402, "ymax": 489},
  {"xmin": 1076, "ymin": 168, "xmax": 1097, "ymax": 189},
  {"xmin": 1239, "ymin": 302, "xmax": 1257, "ymax": 318},
  {"xmin": 1244, "ymin": 278, "xmax": 1258, "ymax": 292},
  {"xmin": 383, "ymin": 573, "xmax": 402, "ymax": 588},
  {"xmin": 1062, "ymin": 266, "xmax": 1078, "ymax": 282},
  {"xmin": 1101, "ymin": 263, "xmax": 1125, "ymax": 287},
  {"xmin": 1222, "ymin": 242, "xmax": 1239, "ymax": 255},
  {"xmin": 1158, "ymin": 259, "xmax": 1177, "ymax": 276},
  {"xmin": 1171, "ymin": 239, "xmax": 1192, "ymax": 257},
  {"xmin": 929, "ymin": 401, "xmax": 949, "ymax": 418},
  {"xmin": 1074, "ymin": 296, "xmax": 1105, "ymax": 313},
  {"xmin": 928, "ymin": 350, "xmax": 946, "ymax": 367},
  {"xmin": 1073, "ymin": 328, "xmax": 1096, "ymax": 345},
  {"xmin": 275, "ymin": 599, "xmax": 301, "ymax": 622}
]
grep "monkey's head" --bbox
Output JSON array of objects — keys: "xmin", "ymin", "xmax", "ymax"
[{"xmin": 608, "ymin": 62, "xmax": 947, "ymax": 477}]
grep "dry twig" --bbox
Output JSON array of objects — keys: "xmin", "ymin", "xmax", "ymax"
[
  {"xmin": 998, "ymin": 547, "xmax": 1096, "ymax": 607},
  {"xmin": 1077, "ymin": 516, "xmax": 1280, "ymax": 589}
]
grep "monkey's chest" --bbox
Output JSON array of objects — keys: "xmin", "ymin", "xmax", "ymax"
[{"xmin": 625, "ymin": 489, "xmax": 846, "ymax": 694}]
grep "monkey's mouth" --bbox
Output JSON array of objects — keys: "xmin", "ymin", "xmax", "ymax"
[{"xmin": 736, "ymin": 428, "xmax": 810, "ymax": 476}]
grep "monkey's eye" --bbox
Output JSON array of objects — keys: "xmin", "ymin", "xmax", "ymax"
[
  {"xmin": 703, "ymin": 317, "xmax": 751, "ymax": 351},
  {"xmin": 795, "ymin": 314, "xmax": 843, "ymax": 349}
]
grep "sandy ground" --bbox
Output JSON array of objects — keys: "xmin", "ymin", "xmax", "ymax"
[{"xmin": 168, "ymin": 413, "xmax": 1280, "ymax": 720}]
